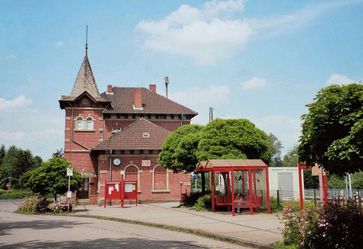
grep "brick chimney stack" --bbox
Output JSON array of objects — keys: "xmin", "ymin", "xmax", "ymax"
[
  {"xmin": 134, "ymin": 88, "xmax": 143, "ymax": 109},
  {"xmin": 107, "ymin": 84, "xmax": 113, "ymax": 95},
  {"xmin": 149, "ymin": 84, "xmax": 156, "ymax": 93}
]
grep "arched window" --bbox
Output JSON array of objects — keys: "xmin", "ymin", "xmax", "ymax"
[
  {"xmin": 76, "ymin": 117, "xmax": 84, "ymax": 130},
  {"xmin": 124, "ymin": 164, "xmax": 141, "ymax": 191},
  {"xmin": 86, "ymin": 117, "xmax": 94, "ymax": 130},
  {"xmin": 152, "ymin": 165, "xmax": 169, "ymax": 192}
]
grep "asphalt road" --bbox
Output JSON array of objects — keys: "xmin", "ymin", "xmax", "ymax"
[{"xmin": 0, "ymin": 200, "xmax": 248, "ymax": 249}]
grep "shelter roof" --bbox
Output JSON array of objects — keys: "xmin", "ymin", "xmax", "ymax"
[
  {"xmin": 196, "ymin": 159, "xmax": 267, "ymax": 171},
  {"xmin": 92, "ymin": 118, "xmax": 170, "ymax": 151}
]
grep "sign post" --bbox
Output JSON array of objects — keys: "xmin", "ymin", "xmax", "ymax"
[{"xmin": 66, "ymin": 167, "xmax": 73, "ymax": 211}]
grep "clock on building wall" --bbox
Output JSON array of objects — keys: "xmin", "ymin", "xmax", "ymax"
[{"xmin": 113, "ymin": 158, "xmax": 121, "ymax": 166}]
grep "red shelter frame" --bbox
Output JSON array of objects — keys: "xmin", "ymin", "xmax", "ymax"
[
  {"xmin": 298, "ymin": 163, "xmax": 328, "ymax": 209},
  {"xmin": 196, "ymin": 159, "xmax": 271, "ymax": 216}
]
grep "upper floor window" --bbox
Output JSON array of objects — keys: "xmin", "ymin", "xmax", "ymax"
[
  {"xmin": 76, "ymin": 117, "xmax": 84, "ymax": 130},
  {"xmin": 86, "ymin": 117, "xmax": 94, "ymax": 130},
  {"xmin": 75, "ymin": 116, "xmax": 94, "ymax": 131}
]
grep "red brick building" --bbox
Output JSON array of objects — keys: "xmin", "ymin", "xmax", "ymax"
[{"xmin": 59, "ymin": 50, "xmax": 197, "ymax": 204}]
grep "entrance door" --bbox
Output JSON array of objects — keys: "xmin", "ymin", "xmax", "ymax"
[{"xmin": 78, "ymin": 178, "xmax": 89, "ymax": 199}]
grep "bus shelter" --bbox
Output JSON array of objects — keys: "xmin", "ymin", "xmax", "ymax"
[{"xmin": 196, "ymin": 159, "xmax": 271, "ymax": 216}]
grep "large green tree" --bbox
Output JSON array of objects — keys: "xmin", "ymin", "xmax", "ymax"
[
  {"xmin": 299, "ymin": 84, "xmax": 363, "ymax": 175},
  {"xmin": 159, "ymin": 119, "xmax": 272, "ymax": 173},
  {"xmin": 24, "ymin": 157, "xmax": 82, "ymax": 200},
  {"xmin": 197, "ymin": 119, "xmax": 271, "ymax": 162},
  {"xmin": 159, "ymin": 125, "xmax": 203, "ymax": 172}
]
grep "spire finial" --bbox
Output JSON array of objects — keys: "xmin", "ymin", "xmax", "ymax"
[{"xmin": 85, "ymin": 25, "xmax": 88, "ymax": 56}]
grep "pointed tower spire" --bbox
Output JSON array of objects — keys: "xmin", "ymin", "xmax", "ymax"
[
  {"xmin": 70, "ymin": 26, "xmax": 100, "ymax": 99},
  {"xmin": 85, "ymin": 25, "xmax": 88, "ymax": 56}
]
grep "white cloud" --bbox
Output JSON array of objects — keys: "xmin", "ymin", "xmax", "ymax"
[
  {"xmin": 325, "ymin": 73, "xmax": 355, "ymax": 85},
  {"xmin": 0, "ymin": 95, "xmax": 32, "ymax": 112},
  {"xmin": 54, "ymin": 41, "xmax": 65, "ymax": 48},
  {"xmin": 241, "ymin": 77, "xmax": 267, "ymax": 90},
  {"xmin": 136, "ymin": 0, "xmax": 361, "ymax": 65},
  {"xmin": 136, "ymin": 0, "xmax": 251, "ymax": 65}
]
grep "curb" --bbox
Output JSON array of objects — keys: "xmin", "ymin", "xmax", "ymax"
[{"xmin": 71, "ymin": 213, "xmax": 275, "ymax": 249}]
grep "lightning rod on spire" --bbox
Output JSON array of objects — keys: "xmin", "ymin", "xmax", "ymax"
[{"xmin": 85, "ymin": 25, "xmax": 88, "ymax": 56}]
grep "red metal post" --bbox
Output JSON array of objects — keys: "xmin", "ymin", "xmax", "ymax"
[
  {"xmin": 265, "ymin": 167, "xmax": 271, "ymax": 214},
  {"xmin": 211, "ymin": 171, "xmax": 215, "ymax": 212},
  {"xmin": 121, "ymin": 178, "xmax": 124, "ymax": 208},
  {"xmin": 104, "ymin": 180, "xmax": 107, "ymax": 208},
  {"xmin": 231, "ymin": 171, "xmax": 235, "ymax": 216},
  {"xmin": 248, "ymin": 169, "xmax": 254, "ymax": 215}
]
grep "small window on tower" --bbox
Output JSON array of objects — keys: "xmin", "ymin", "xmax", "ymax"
[{"xmin": 143, "ymin": 132, "xmax": 150, "ymax": 138}]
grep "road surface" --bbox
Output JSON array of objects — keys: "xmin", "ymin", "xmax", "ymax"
[{"xmin": 0, "ymin": 200, "xmax": 248, "ymax": 249}]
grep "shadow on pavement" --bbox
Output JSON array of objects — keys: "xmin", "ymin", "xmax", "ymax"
[
  {"xmin": 0, "ymin": 219, "xmax": 90, "ymax": 235},
  {"xmin": 0, "ymin": 238, "xmax": 209, "ymax": 249}
]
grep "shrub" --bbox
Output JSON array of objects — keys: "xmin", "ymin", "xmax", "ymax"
[
  {"xmin": 184, "ymin": 192, "xmax": 207, "ymax": 207},
  {"xmin": 0, "ymin": 189, "xmax": 32, "ymax": 199},
  {"xmin": 17, "ymin": 195, "xmax": 50, "ymax": 214},
  {"xmin": 47, "ymin": 200, "xmax": 72, "ymax": 213},
  {"xmin": 279, "ymin": 206, "xmax": 317, "ymax": 247},
  {"xmin": 304, "ymin": 199, "xmax": 363, "ymax": 249},
  {"xmin": 194, "ymin": 194, "xmax": 211, "ymax": 211}
]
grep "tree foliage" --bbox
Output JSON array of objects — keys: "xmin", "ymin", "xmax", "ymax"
[
  {"xmin": 23, "ymin": 157, "xmax": 82, "ymax": 199},
  {"xmin": 159, "ymin": 119, "xmax": 272, "ymax": 172},
  {"xmin": 299, "ymin": 84, "xmax": 363, "ymax": 175},
  {"xmin": 159, "ymin": 125, "xmax": 203, "ymax": 172},
  {"xmin": 282, "ymin": 145, "xmax": 299, "ymax": 167},
  {"xmin": 0, "ymin": 145, "xmax": 42, "ymax": 189},
  {"xmin": 197, "ymin": 119, "xmax": 271, "ymax": 161},
  {"xmin": 268, "ymin": 133, "xmax": 283, "ymax": 167}
]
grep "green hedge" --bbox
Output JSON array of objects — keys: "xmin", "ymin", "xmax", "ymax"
[{"xmin": 0, "ymin": 189, "xmax": 32, "ymax": 199}]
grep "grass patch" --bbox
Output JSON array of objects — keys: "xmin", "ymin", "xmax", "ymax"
[
  {"xmin": 271, "ymin": 241, "xmax": 299, "ymax": 249},
  {"xmin": 0, "ymin": 189, "xmax": 32, "ymax": 199}
]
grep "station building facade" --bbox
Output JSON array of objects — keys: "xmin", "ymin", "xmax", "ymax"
[{"xmin": 59, "ymin": 52, "xmax": 197, "ymax": 204}]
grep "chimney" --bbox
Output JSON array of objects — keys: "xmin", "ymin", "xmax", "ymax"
[
  {"xmin": 107, "ymin": 84, "xmax": 113, "ymax": 95},
  {"xmin": 149, "ymin": 84, "xmax": 156, "ymax": 93},
  {"xmin": 133, "ymin": 88, "xmax": 143, "ymax": 110}
]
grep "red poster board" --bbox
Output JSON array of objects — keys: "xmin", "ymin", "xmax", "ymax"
[
  {"xmin": 104, "ymin": 181, "xmax": 122, "ymax": 208},
  {"xmin": 122, "ymin": 181, "xmax": 138, "ymax": 207},
  {"xmin": 104, "ymin": 180, "xmax": 138, "ymax": 208}
]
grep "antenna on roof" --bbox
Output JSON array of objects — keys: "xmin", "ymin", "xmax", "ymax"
[
  {"xmin": 85, "ymin": 25, "xmax": 88, "ymax": 56},
  {"xmin": 164, "ymin": 76, "xmax": 169, "ymax": 98}
]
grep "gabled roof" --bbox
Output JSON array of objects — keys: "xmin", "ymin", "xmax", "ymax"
[
  {"xmin": 93, "ymin": 118, "xmax": 170, "ymax": 151},
  {"xmin": 71, "ymin": 54, "xmax": 100, "ymax": 99},
  {"xmin": 101, "ymin": 87, "xmax": 198, "ymax": 116}
]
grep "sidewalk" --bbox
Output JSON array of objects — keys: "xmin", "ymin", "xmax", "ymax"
[{"xmin": 73, "ymin": 202, "xmax": 282, "ymax": 248}]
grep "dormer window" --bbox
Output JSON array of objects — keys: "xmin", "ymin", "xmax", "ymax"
[
  {"xmin": 143, "ymin": 132, "xmax": 150, "ymax": 138},
  {"xmin": 112, "ymin": 127, "xmax": 122, "ymax": 134}
]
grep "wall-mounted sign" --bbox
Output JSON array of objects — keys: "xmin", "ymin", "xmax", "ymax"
[
  {"xmin": 142, "ymin": 160, "xmax": 151, "ymax": 167},
  {"xmin": 113, "ymin": 158, "xmax": 121, "ymax": 166}
]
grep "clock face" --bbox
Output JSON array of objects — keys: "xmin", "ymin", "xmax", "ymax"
[{"xmin": 113, "ymin": 158, "xmax": 121, "ymax": 166}]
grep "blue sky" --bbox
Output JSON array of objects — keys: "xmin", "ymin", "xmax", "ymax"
[{"xmin": 0, "ymin": 0, "xmax": 362, "ymax": 159}]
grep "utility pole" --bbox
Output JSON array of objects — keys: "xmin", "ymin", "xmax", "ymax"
[{"xmin": 209, "ymin": 107, "xmax": 214, "ymax": 123}]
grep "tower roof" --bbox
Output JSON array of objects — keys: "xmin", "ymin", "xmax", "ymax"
[{"xmin": 71, "ymin": 54, "xmax": 100, "ymax": 99}]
